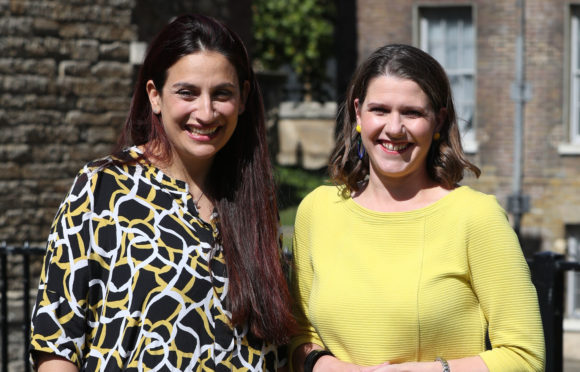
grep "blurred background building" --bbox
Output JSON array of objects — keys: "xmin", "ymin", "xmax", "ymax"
[{"xmin": 1, "ymin": 0, "xmax": 580, "ymax": 369}]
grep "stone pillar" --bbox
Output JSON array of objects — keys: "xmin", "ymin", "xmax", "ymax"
[{"xmin": 277, "ymin": 101, "xmax": 337, "ymax": 170}]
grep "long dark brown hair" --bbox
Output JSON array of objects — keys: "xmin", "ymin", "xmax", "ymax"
[
  {"xmin": 330, "ymin": 44, "xmax": 480, "ymax": 195},
  {"xmin": 115, "ymin": 14, "xmax": 295, "ymax": 343}
]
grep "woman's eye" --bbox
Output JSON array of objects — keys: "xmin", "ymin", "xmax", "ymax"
[
  {"xmin": 177, "ymin": 90, "xmax": 195, "ymax": 98},
  {"xmin": 214, "ymin": 90, "xmax": 233, "ymax": 100},
  {"xmin": 371, "ymin": 107, "xmax": 387, "ymax": 114},
  {"xmin": 405, "ymin": 110, "xmax": 423, "ymax": 118}
]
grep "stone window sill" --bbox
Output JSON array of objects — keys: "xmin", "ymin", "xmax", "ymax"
[
  {"xmin": 463, "ymin": 139, "xmax": 479, "ymax": 154},
  {"xmin": 558, "ymin": 143, "xmax": 580, "ymax": 155},
  {"xmin": 564, "ymin": 318, "xmax": 580, "ymax": 332}
]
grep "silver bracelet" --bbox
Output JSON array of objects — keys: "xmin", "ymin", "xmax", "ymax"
[{"xmin": 435, "ymin": 357, "xmax": 450, "ymax": 372}]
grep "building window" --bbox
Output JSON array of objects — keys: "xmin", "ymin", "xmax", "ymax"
[
  {"xmin": 570, "ymin": 7, "xmax": 580, "ymax": 145},
  {"xmin": 566, "ymin": 225, "xmax": 580, "ymax": 318},
  {"xmin": 419, "ymin": 6, "xmax": 476, "ymax": 150}
]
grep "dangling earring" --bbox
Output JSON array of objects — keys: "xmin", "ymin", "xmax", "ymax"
[
  {"xmin": 357, "ymin": 137, "xmax": 365, "ymax": 159},
  {"xmin": 433, "ymin": 132, "xmax": 441, "ymax": 141},
  {"xmin": 355, "ymin": 123, "xmax": 365, "ymax": 159}
]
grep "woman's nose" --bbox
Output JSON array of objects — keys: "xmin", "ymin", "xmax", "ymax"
[
  {"xmin": 194, "ymin": 94, "xmax": 214, "ymax": 123},
  {"xmin": 384, "ymin": 113, "xmax": 405, "ymax": 136}
]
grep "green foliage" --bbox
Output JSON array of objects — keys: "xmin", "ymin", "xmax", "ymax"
[
  {"xmin": 252, "ymin": 0, "xmax": 335, "ymax": 99},
  {"xmin": 274, "ymin": 165, "xmax": 330, "ymax": 226}
]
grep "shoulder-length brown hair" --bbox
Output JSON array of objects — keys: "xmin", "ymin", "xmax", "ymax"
[
  {"xmin": 329, "ymin": 44, "xmax": 480, "ymax": 195},
  {"xmin": 114, "ymin": 14, "xmax": 295, "ymax": 343}
]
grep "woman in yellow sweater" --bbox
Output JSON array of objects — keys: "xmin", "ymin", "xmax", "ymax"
[{"xmin": 290, "ymin": 44, "xmax": 544, "ymax": 372}]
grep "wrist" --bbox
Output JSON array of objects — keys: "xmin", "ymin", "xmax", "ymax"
[
  {"xmin": 435, "ymin": 357, "xmax": 450, "ymax": 372},
  {"xmin": 311, "ymin": 354, "xmax": 335, "ymax": 372},
  {"xmin": 304, "ymin": 349, "xmax": 334, "ymax": 372}
]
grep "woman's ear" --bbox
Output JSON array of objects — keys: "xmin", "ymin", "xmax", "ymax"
[
  {"xmin": 239, "ymin": 80, "xmax": 251, "ymax": 115},
  {"xmin": 435, "ymin": 107, "xmax": 447, "ymax": 133},
  {"xmin": 146, "ymin": 80, "xmax": 161, "ymax": 114},
  {"xmin": 354, "ymin": 98, "xmax": 362, "ymax": 125}
]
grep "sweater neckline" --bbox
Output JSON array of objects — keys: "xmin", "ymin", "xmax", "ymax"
[{"xmin": 344, "ymin": 185, "xmax": 467, "ymax": 220}]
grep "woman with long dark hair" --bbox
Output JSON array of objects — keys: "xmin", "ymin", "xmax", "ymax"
[
  {"xmin": 30, "ymin": 14, "xmax": 295, "ymax": 371},
  {"xmin": 290, "ymin": 44, "xmax": 544, "ymax": 372}
]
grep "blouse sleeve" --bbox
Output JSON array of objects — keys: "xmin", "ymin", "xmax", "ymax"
[
  {"xmin": 30, "ymin": 169, "xmax": 96, "ymax": 369},
  {"xmin": 467, "ymin": 195, "xmax": 545, "ymax": 371},
  {"xmin": 288, "ymin": 189, "xmax": 325, "ymax": 368}
]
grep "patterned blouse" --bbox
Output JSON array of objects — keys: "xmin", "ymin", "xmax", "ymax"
[{"xmin": 30, "ymin": 147, "xmax": 282, "ymax": 371}]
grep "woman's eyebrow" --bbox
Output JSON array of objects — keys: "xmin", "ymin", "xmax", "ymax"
[{"xmin": 171, "ymin": 82, "xmax": 236, "ymax": 90}]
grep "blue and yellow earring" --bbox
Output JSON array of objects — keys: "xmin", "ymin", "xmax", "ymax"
[{"xmin": 356, "ymin": 124, "xmax": 365, "ymax": 159}]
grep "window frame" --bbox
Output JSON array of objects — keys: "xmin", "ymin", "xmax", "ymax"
[
  {"xmin": 414, "ymin": 4, "xmax": 478, "ymax": 153},
  {"xmin": 560, "ymin": 4, "xmax": 580, "ymax": 154},
  {"xmin": 566, "ymin": 225, "xmax": 580, "ymax": 318},
  {"xmin": 570, "ymin": 6, "xmax": 580, "ymax": 145}
]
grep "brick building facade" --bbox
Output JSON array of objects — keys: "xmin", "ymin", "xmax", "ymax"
[
  {"xmin": 356, "ymin": 0, "xmax": 580, "ymax": 359},
  {"xmin": 357, "ymin": 0, "xmax": 580, "ymax": 254}
]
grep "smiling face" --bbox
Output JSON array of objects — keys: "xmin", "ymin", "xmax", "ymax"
[
  {"xmin": 147, "ymin": 50, "xmax": 248, "ymax": 175},
  {"xmin": 355, "ymin": 74, "xmax": 443, "ymax": 186}
]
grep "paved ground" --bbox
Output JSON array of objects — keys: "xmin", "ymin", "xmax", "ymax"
[{"xmin": 565, "ymin": 359, "xmax": 580, "ymax": 371}]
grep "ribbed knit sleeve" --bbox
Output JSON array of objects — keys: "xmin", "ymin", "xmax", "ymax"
[
  {"xmin": 466, "ymin": 195, "xmax": 545, "ymax": 371},
  {"xmin": 288, "ymin": 188, "xmax": 325, "ymax": 368}
]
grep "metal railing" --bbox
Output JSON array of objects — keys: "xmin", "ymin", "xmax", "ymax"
[
  {"xmin": 529, "ymin": 251, "xmax": 580, "ymax": 372},
  {"xmin": 0, "ymin": 242, "xmax": 44, "ymax": 372},
  {"xmin": 0, "ymin": 244, "xmax": 579, "ymax": 372}
]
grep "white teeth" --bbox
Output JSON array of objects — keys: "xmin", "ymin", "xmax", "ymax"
[
  {"xmin": 382, "ymin": 142, "xmax": 409, "ymax": 151},
  {"xmin": 188, "ymin": 126, "xmax": 218, "ymax": 135}
]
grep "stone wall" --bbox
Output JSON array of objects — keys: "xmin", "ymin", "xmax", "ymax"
[
  {"xmin": 0, "ymin": 0, "xmax": 136, "ymax": 246},
  {"xmin": 0, "ymin": 0, "xmax": 252, "ymax": 246}
]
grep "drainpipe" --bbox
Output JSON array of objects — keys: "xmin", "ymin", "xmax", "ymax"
[{"xmin": 508, "ymin": 0, "xmax": 532, "ymax": 240}]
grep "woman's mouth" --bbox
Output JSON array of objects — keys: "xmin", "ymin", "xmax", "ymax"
[
  {"xmin": 186, "ymin": 126, "xmax": 219, "ymax": 136},
  {"xmin": 381, "ymin": 141, "xmax": 412, "ymax": 152}
]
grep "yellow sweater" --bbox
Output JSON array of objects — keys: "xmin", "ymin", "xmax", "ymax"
[{"xmin": 290, "ymin": 185, "xmax": 544, "ymax": 372}]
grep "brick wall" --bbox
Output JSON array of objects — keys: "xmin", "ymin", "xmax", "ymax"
[{"xmin": 356, "ymin": 0, "xmax": 580, "ymax": 252}]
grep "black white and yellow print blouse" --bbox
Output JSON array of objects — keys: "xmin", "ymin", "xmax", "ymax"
[{"xmin": 30, "ymin": 147, "xmax": 282, "ymax": 371}]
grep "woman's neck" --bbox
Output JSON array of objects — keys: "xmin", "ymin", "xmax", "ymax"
[
  {"xmin": 143, "ymin": 144, "xmax": 214, "ymax": 222},
  {"xmin": 353, "ymin": 173, "xmax": 450, "ymax": 212}
]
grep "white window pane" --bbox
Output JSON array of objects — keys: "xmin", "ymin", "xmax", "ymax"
[
  {"xmin": 445, "ymin": 20, "xmax": 459, "ymax": 69},
  {"xmin": 577, "ymin": 105, "xmax": 580, "ymax": 138},
  {"xmin": 459, "ymin": 106, "xmax": 474, "ymax": 135},
  {"xmin": 429, "ymin": 20, "xmax": 446, "ymax": 62},
  {"xmin": 455, "ymin": 76, "xmax": 474, "ymax": 133},
  {"xmin": 576, "ymin": 272, "xmax": 580, "ymax": 306},
  {"xmin": 463, "ymin": 21, "xmax": 475, "ymax": 68},
  {"xmin": 421, "ymin": 6, "xmax": 474, "ymax": 138},
  {"xmin": 576, "ymin": 11, "xmax": 580, "ymax": 70}
]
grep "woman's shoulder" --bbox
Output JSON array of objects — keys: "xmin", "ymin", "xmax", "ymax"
[
  {"xmin": 69, "ymin": 149, "xmax": 142, "ymax": 195},
  {"xmin": 295, "ymin": 185, "xmax": 348, "ymax": 223},
  {"xmin": 447, "ymin": 186, "xmax": 507, "ymax": 222},
  {"xmin": 450, "ymin": 186, "xmax": 501, "ymax": 208},
  {"xmin": 299, "ymin": 185, "xmax": 344, "ymax": 206}
]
